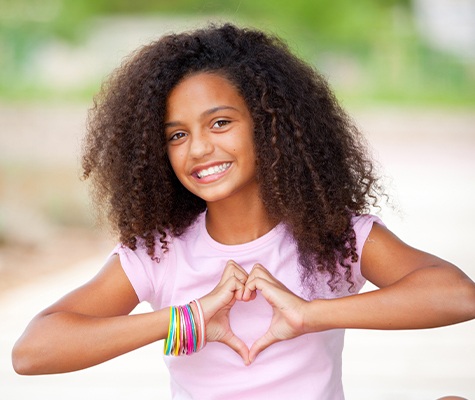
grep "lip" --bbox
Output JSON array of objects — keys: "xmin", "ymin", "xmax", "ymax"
[{"xmin": 191, "ymin": 161, "xmax": 232, "ymax": 183}]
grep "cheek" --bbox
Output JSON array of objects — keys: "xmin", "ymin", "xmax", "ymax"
[
  {"xmin": 169, "ymin": 161, "xmax": 191, "ymax": 190},
  {"xmin": 167, "ymin": 149, "xmax": 184, "ymax": 173},
  {"xmin": 167, "ymin": 150, "xmax": 195, "ymax": 191}
]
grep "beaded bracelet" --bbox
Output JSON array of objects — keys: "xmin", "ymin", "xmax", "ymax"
[{"xmin": 164, "ymin": 299, "xmax": 206, "ymax": 356}]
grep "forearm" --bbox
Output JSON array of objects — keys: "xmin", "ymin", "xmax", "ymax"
[
  {"xmin": 12, "ymin": 308, "xmax": 169, "ymax": 375},
  {"xmin": 305, "ymin": 265, "xmax": 475, "ymax": 332}
]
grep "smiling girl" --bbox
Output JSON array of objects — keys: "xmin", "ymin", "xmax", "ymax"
[{"xmin": 12, "ymin": 23, "xmax": 475, "ymax": 400}]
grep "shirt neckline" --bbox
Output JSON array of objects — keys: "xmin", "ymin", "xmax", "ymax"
[{"xmin": 198, "ymin": 212, "xmax": 285, "ymax": 253}]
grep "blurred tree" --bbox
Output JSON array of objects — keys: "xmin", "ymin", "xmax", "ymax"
[
  {"xmin": 0, "ymin": 0, "xmax": 419, "ymax": 52},
  {"xmin": 0, "ymin": 0, "xmax": 472, "ymax": 105}
]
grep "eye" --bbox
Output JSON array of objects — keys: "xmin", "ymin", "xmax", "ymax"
[
  {"xmin": 212, "ymin": 119, "xmax": 231, "ymax": 129},
  {"xmin": 168, "ymin": 131, "xmax": 187, "ymax": 141}
]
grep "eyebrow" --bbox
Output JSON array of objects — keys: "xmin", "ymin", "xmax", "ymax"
[{"xmin": 164, "ymin": 105, "xmax": 239, "ymax": 128}]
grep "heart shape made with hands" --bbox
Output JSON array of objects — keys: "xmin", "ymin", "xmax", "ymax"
[
  {"xmin": 204, "ymin": 263, "xmax": 304, "ymax": 365},
  {"xmin": 229, "ymin": 291, "xmax": 273, "ymax": 348}
]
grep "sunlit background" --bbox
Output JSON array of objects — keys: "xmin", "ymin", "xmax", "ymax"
[{"xmin": 1, "ymin": 1, "xmax": 474, "ymax": 399}]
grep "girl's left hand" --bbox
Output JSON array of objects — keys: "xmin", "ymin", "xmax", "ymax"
[{"xmin": 242, "ymin": 264, "xmax": 309, "ymax": 363}]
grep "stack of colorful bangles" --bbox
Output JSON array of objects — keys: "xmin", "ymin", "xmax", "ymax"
[{"xmin": 164, "ymin": 299, "xmax": 206, "ymax": 356}]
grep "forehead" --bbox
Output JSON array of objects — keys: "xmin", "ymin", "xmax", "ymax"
[{"xmin": 165, "ymin": 72, "xmax": 248, "ymax": 117}]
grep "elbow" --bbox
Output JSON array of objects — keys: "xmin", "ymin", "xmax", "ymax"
[
  {"xmin": 454, "ymin": 276, "xmax": 475, "ymax": 322},
  {"xmin": 12, "ymin": 337, "xmax": 46, "ymax": 376},
  {"xmin": 437, "ymin": 265, "xmax": 475, "ymax": 324},
  {"xmin": 12, "ymin": 341, "xmax": 37, "ymax": 375},
  {"xmin": 12, "ymin": 312, "xmax": 59, "ymax": 375},
  {"xmin": 12, "ymin": 342, "xmax": 33, "ymax": 375},
  {"xmin": 466, "ymin": 282, "xmax": 475, "ymax": 320}
]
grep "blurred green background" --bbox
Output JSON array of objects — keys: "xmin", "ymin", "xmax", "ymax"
[
  {"xmin": 1, "ymin": 0, "xmax": 475, "ymax": 286},
  {"xmin": 1, "ymin": 0, "xmax": 474, "ymax": 105}
]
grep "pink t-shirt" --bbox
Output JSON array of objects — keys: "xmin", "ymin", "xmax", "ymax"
[{"xmin": 113, "ymin": 212, "xmax": 381, "ymax": 400}]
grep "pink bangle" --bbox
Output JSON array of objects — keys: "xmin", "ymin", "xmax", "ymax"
[
  {"xmin": 192, "ymin": 299, "xmax": 206, "ymax": 350},
  {"xmin": 183, "ymin": 306, "xmax": 194, "ymax": 354}
]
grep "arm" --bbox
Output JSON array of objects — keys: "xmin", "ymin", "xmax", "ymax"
[
  {"xmin": 12, "ymin": 255, "xmax": 170, "ymax": 375},
  {"xmin": 307, "ymin": 222, "xmax": 475, "ymax": 331},
  {"xmin": 12, "ymin": 257, "xmax": 252, "ymax": 374},
  {"xmin": 243, "ymin": 223, "xmax": 475, "ymax": 362}
]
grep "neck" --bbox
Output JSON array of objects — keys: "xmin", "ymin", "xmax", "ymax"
[{"xmin": 205, "ymin": 197, "xmax": 276, "ymax": 245}]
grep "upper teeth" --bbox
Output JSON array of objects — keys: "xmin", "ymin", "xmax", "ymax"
[{"xmin": 197, "ymin": 163, "xmax": 231, "ymax": 178}]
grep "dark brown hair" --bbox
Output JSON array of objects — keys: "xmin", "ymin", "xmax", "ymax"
[{"xmin": 82, "ymin": 23, "xmax": 384, "ymax": 293}]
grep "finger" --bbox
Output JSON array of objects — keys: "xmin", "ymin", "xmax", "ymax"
[
  {"xmin": 200, "ymin": 276, "xmax": 245, "ymax": 318},
  {"xmin": 220, "ymin": 275, "xmax": 246, "ymax": 302},
  {"xmin": 249, "ymin": 264, "xmax": 282, "ymax": 285},
  {"xmin": 222, "ymin": 260, "xmax": 248, "ymax": 284},
  {"xmin": 249, "ymin": 264, "xmax": 291, "ymax": 296},
  {"xmin": 249, "ymin": 331, "xmax": 277, "ymax": 363},
  {"xmin": 221, "ymin": 333, "xmax": 251, "ymax": 366},
  {"xmin": 226, "ymin": 259, "xmax": 248, "ymax": 275},
  {"xmin": 225, "ymin": 259, "xmax": 247, "ymax": 274},
  {"xmin": 247, "ymin": 289, "xmax": 257, "ymax": 301},
  {"xmin": 230, "ymin": 276, "xmax": 246, "ymax": 301},
  {"xmin": 249, "ymin": 263, "xmax": 271, "ymax": 277},
  {"xmin": 243, "ymin": 276, "xmax": 271, "ymax": 301}
]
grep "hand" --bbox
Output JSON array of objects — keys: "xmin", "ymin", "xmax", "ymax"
[
  {"xmin": 199, "ymin": 260, "xmax": 253, "ymax": 364},
  {"xmin": 243, "ymin": 264, "xmax": 308, "ymax": 363}
]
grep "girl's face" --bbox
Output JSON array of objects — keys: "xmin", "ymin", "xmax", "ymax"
[{"xmin": 165, "ymin": 72, "xmax": 258, "ymax": 205}]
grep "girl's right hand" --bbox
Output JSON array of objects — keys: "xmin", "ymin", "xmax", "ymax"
[{"xmin": 198, "ymin": 260, "xmax": 253, "ymax": 364}]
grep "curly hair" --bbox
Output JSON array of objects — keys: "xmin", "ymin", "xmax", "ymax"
[{"xmin": 82, "ymin": 23, "xmax": 384, "ymax": 293}]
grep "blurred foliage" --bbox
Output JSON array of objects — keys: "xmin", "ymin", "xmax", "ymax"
[{"xmin": 0, "ymin": 0, "xmax": 474, "ymax": 105}]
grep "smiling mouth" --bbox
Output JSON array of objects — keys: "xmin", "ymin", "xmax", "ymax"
[{"xmin": 196, "ymin": 162, "xmax": 231, "ymax": 179}]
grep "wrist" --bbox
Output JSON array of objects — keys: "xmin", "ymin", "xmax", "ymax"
[
  {"xmin": 196, "ymin": 294, "xmax": 217, "ymax": 324},
  {"xmin": 191, "ymin": 299, "xmax": 206, "ymax": 350},
  {"xmin": 163, "ymin": 299, "xmax": 206, "ymax": 357},
  {"xmin": 302, "ymin": 299, "xmax": 334, "ymax": 333}
]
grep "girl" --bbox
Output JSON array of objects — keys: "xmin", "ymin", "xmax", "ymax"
[{"xmin": 12, "ymin": 23, "xmax": 475, "ymax": 399}]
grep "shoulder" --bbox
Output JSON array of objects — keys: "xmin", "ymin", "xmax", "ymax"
[
  {"xmin": 351, "ymin": 214, "xmax": 385, "ymax": 257},
  {"xmin": 115, "ymin": 211, "xmax": 205, "ymax": 265},
  {"xmin": 352, "ymin": 213, "xmax": 384, "ymax": 231},
  {"xmin": 360, "ymin": 220, "xmax": 445, "ymax": 288},
  {"xmin": 111, "ymin": 234, "xmax": 170, "ymax": 304},
  {"xmin": 110, "ymin": 213, "xmax": 206, "ymax": 303}
]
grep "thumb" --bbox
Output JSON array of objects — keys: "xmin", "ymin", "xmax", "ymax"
[
  {"xmin": 249, "ymin": 331, "xmax": 278, "ymax": 364},
  {"xmin": 222, "ymin": 333, "xmax": 251, "ymax": 366}
]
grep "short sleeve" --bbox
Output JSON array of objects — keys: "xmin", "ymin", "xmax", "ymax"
[
  {"xmin": 108, "ymin": 241, "xmax": 168, "ymax": 307},
  {"xmin": 349, "ymin": 214, "xmax": 385, "ymax": 291}
]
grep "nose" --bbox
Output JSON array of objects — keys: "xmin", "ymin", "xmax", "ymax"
[{"xmin": 189, "ymin": 130, "xmax": 214, "ymax": 159}]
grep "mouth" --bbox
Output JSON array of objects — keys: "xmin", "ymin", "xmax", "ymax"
[{"xmin": 195, "ymin": 162, "xmax": 232, "ymax": 179}]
